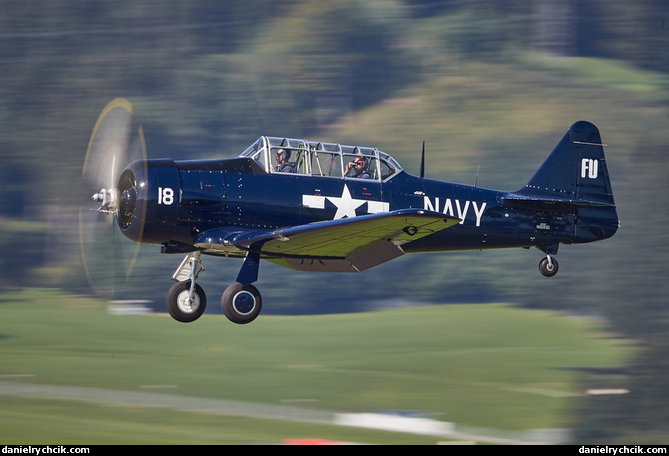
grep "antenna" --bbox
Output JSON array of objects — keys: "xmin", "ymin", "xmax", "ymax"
[
  {"xmin": 474, "ymin": 165, "xmax": 480, "ymax": 187},
  {"xmin": 420, "ymin": 141, "xmax": 425, "ymax": 178}
]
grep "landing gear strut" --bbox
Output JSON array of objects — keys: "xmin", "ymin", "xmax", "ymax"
[
  {"xmin": 221, "ymin": 251, "xmax": 262, "ymax": 324},
  {"xmin": 166, "ymin": 251, "xmax": 206, "ymax": 322},
  {"xmin": 166, "ymin": 250, "xmax": 263, "ymax": 324}
]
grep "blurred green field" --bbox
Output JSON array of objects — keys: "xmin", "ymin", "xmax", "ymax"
[{"xmin": 0, "ymin": 290, "xmax": 632, "ymax": 444}]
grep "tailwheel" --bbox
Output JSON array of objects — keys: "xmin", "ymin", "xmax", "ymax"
[
  {"xmin": 221, "ymin": 282, "xmax": 262, "ymax": 324},
  {"xmin": 539, "ymin": 256, "xmax": 559, "ymax": 277},
  {"xmin": 166, "ymin": 280, "xmax": 207, "ymax": 323}
]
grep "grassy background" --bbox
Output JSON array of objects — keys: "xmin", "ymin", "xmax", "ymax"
[{"xmin": 0, "ymin": 290, "xmax": 632, "ymax": 444}]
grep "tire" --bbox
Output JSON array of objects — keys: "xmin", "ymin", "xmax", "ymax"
[
  {"xmin": 539, "ymin": 257, "xmax": 559, "ymax": 277},
  {"xmin": 221, "ymin": 282, "xmax": 262, "ymax": 324},
  {"xmin": 166, "ymin": 280, "xmax": 206, "ymax": 323}
]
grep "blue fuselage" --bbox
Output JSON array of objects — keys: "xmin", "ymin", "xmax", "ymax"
[{"xmin": 119, "ymin": 156, "xmax": 616, "ymax": 257}]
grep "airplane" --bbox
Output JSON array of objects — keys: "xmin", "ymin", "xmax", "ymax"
[{"xmin": 81, "ymin": 99, "xmax": 618, "ymax": 325}]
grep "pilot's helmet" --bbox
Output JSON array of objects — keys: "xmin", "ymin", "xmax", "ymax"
[{"xmin": 277, "ymin": 148, "xmax": 292, "ymax": 161}]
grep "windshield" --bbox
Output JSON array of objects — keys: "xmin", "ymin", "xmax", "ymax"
[{"xmin": 239, "ymin": 136, "xmax": 402, "ymax": 182}]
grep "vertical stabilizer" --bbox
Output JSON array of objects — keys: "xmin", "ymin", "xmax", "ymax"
[
  {"xmin": 521, "ymin": 121, "xmax": 613, "ymax": 205},
  {"xmin": 518, "ymin": 121, "xmax": 618, "ymax": 242}
]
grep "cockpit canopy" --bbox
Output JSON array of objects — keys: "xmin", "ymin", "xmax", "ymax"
[{"xmin": 239, "ymin": 136, "xmax": 403, "ymax": 182}]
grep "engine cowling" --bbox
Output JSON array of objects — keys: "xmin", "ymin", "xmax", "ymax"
[{"xmin": 117, "ymin": 159, "xmax": 185, "ymax": 246}]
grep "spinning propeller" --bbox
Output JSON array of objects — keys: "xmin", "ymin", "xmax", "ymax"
[{"xmin": 79, "ymin": 98, "xmax": 147, "ymax": 297}]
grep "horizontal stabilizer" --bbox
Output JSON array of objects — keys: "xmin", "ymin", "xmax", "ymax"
[{"xmin": 502, "ymin": 194, "xmax": 616, "ymax": 212}]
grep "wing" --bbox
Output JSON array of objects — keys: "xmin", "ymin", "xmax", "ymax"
[{"xmin": 194, "ymin": 209, "xmax": 461, "ymax": 272}]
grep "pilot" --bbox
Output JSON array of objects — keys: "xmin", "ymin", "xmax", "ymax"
[
  {"xmin": 345, "ymin": 156, "xmax": 372, "ymax": 179},
  {"xmin": 274, "ymin": 148, "xmax": 296, "ymax": 173}
]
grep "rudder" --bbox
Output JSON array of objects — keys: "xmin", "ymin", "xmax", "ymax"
[{"xmin": 571, "ymin": 121, "xmax": 615, "ymax": 206}]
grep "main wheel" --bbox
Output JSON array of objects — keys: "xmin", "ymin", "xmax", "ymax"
[
  {"xmin": 221, "ymin": 282, "xmax": 262, "ymax": 324},
  {"xmin": 166, "ymin": 280, "xmax": 207, "ymax": 323},
  {"xmin": 539, "ymin": 257, "xmax": 559, "ymax": 277}
]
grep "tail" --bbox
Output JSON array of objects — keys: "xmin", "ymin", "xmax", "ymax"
[{"xmin": 504, "ymin": 121, "xmax": 619, "ymax": 243}]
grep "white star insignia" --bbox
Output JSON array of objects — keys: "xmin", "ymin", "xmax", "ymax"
[{"xmin": 327, "ymin": 184, "xmax": 366, "ymax": 219}]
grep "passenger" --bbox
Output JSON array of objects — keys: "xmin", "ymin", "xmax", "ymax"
[
  {"xmin": 274, "ymin": 148, "xmax": 296, "ymax": 173},
  {"xmin": 345, "ymin": 157, "xmax": 372, "ymax": 179}
]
